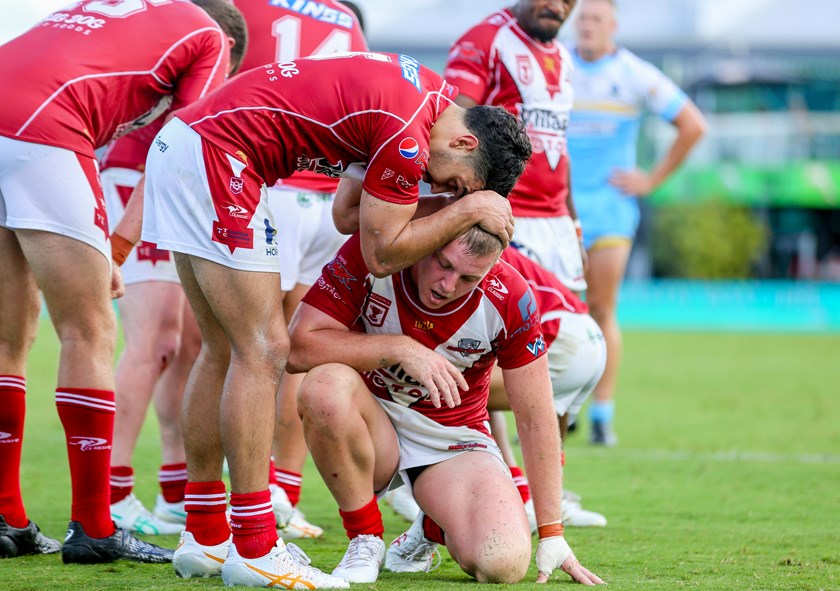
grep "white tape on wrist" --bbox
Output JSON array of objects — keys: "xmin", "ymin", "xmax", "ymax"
[{"xmin": 536, "ymin": 535, "xmax": 573, "ymax": 575}]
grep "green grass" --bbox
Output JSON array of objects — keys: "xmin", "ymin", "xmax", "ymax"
[{"xmin": 7, "ymin": 326, "xmax": 840, "ymax": 590}]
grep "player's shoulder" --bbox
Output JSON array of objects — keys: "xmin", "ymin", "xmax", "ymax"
[
  {"xmin": 615, "ymin": 46, "xmax": 660, "ymax": 76},
  {"xmin": 455, "ymin": 9, "xmax": 512, "ymax": 45},
  {"xmin": 480, "ymin": 258, "xmax": 535, "ymax": 314}
]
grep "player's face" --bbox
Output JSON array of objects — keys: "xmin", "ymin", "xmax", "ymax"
[
  {"xmin": 411, "ymin": 240, "xmax": 498, "ymax": 309},
  {"xmin": 575, "ymin": 0, "xmax": 616, "ymax": 53},
  {"xmin": 517, "ymin": 0, "xmax": 576, "ymax": 43},
  {"xmin": 423, "ymin": 149, "xmax": 483, "ymax": 198}
]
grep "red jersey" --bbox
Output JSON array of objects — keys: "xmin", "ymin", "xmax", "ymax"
[
  {"xmin": 500, "ymin": 247, "xmax": 588, "ymax": 345},
  {"xmin": 302, "ymin": 234, "xmax": 546, "ymax": 435},
  {"xmin": 0, "ymin": 1, "xmax": 229, "ymax": 158},
  {"xmin": 445, "ymin": 9, "xmax": 573, "ymax": 218},
  {"xmin": 100, "ymin": 119, "xmax": 164, "ymax": 173},
  {"xmin": 178, "ymin": 52, "xmax": 457, "ymax": 204},
  {"xmin": 232, "ymin": 0, "xmax": 368, "ymax": 193}
]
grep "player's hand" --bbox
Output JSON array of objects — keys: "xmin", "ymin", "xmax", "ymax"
[
  {"xmin": 399, "ymin": 342, "xmax": 468, "ymax": 409},
  {"xmin": 536, "ymin": 536, "xmax": 604, "ymax": 586},
  {"xmin": 609, "ymin": 168, "xmax": 654, "ymax": 197},
  {"xmin": 458, "ymin": 191, "xmax": 515, "ymax": 247},
  {"xmin": 111, "ymin": 264, "xmax": 126, "ymax": 299}
]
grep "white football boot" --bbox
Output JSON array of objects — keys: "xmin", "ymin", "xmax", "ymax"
[
  {"xmin": 562, "ymin": 498, "xmax": 607, "ymax": 527},
  {"xmin": 222, "ymin": 539, "xmax": 349, "ymax": 589},
  {"xmin": 111, "ymin": 493, "xmax": 184, "ymax": 535},
  {"xmin": 173, "ymin": 531, "xmax": 230, "ymax": 578},
  {"xmin": 153, "ymin": 494, "xmax": 187, "ymax": 525},
  {"xmin": 270, "ymin": 486, "xmax": 294, "ymax": 530},
  {"xmin": 331, "ymin": 535, "xmax": 385, "ymax": 583},
  {"xmin": 383, "ymin": 486, "xmax": 421, "ymax": 522},
  {"xmin": 384, "ymin": 512, "xmax": 440, "ymax": 573},
  {"xmin": 280, "ymin": 508, "xmax": 324, "ymax": 541}
]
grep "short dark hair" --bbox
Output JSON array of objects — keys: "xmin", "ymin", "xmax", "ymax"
[
  {"xmin": 458, "ymin": 225, "xmax": 504, "ymax": 258},
  {"xmin": 192, "ymin": 0, "xmax": 248, "ymax": 75},
  {"xmin": 337, "ymin": 0, "xmax": 365, "ymax": 33},
  {"xmin": 463, "ymin": 105, "xmax": 532, "ymax": 198}
]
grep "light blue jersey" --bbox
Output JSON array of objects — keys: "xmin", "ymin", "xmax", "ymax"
[{"xmin": 566, "ymin": 44, "xmax": 687, "ymax": 248}]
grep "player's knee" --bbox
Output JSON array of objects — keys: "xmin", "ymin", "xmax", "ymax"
[
  {"xmin": 472, "ymin": 540, "xmax": 531, "ymax": 584},
  {"xmin": 55, "ymin": 306, "xmax": 116, "ymax": 355},
  {"xmin": 298, "ymin": 364, "xmax": 356, "ymax": 425}
]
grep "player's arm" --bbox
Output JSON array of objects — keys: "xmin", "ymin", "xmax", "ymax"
[
  {"xmin": 359, "ymin": 189, "xmax": 513, "ymax": 278},
  {"xmin": 454, "ymin": 95, "xmax": 478, "ymax": 108},
  {"xmin": 333, "ymin": 177, "xmax": 363, "ymax": 234},
  {"xmin": 504, "ymin": 357, "xmax": 604, "ymax": 586},
  {"xmin": 110, "ymin": 175, "xmax": 146, "ymax": 265},
  {"xmin": 610, "ymin": 99, "xmax": 707, "ymax": 197},
  {"xmin": 287, "ymin": 303, "xmax": 467, "ymax": 408},
  {"xmin": 564, "ymin": 159, "xmax": 588, "ymax": 273}
]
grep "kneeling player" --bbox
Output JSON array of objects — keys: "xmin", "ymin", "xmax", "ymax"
[{"xmin": 288, "ymin": 227, "xmax": 603, "ymax": 585}]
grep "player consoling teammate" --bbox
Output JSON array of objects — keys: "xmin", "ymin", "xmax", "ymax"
[{"xmin": 0, "ymin": 0, "xmax": 246, "ymax": 563}]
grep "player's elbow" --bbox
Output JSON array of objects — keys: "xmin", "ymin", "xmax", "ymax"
[
  {"xmin": 364, "ymin": 254, "xmax": 396, "ymax": 278},
  {"xmin": 286, "ymin": 334, "xmax": 315, "ymax": 374}
]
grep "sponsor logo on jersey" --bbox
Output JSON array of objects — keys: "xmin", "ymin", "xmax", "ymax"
[
  {"xmin": 296, "ymin": 155, "xmax": 347, "ymax": 178},
  {"xmin": 485, "ymin": 274, "xmax": 508, "ymax": 300},
  {"xmin": 212, "ymin": 222, "xmax": 254, "ymax": 252},
  {"xmin": 371, "ymin": 364, "xmax": 430, "ymax": 407},
  {"xmin": 264, "ymin": 218, "xmax": 277, "ymax": 245},
  {"xmin": 364, "ymin": 292, "xmax": 391, "ymax": 327},
  {"xmin": 396, "ymin": 175, "xmax": 414, "ymax": 189},
  {"xmin": 279, "ymin": 61, "xmax": 299, "ymax": 78},
  {"xmin": 446, "ymin": 338, "xmax": 485, "ymax": 358},
  {"xmin": 398, "ymin": 54, "xmax": 422, "ymax": 92},
  {"xmin": 268, "ymin": 0, "xmax": 355, "ymax": 29},
  {"xmin": 155, "ymin": 138, "xmax": 169, "ymax": 153},
  {"xmin": 526, "ymin": 336, "xmax": 546, "ymax": 357},
  {"xmin": 69, "ymin": 436, "xmax": 111, "ymax": 452},
  {"xmin": 448, "ymin": 442, "xmax": 488, "ymax": 451},
  {"xmin": 224, "ymin": 203, "xmax": 249, "ymax": 218},
  {"xmin": 381, "ymin": 168, "xmax": 395, "ymax": 180},
  {"xmin": 518, "ymin": 106, "xmax": 569, "ymax": 170},
  {"xmin": 229, "ymin": 177, "xmax": 244, "ymax": 195},
  {"xmin": 317, "ymin": 276, "xmax": 341, "ymax": 299},
  {"xmin": 398, "ymin": 138, "xmax": 419, "ymax": 159},
  {"xmin": 449, "ymin": 42, "xmax": 486, "ymax": 65},
  {"xmin": 43, "ymin": 12, "xmax": 106, "ymax": 34},
  {"xmin": 414, "ymin": 319, "xmax": 435, "ymax": 332},
  {"xmin": 136, "ymin": 241, "xmax": 170, "ymax": 265},
  {"xmin": 326, "ymin": 259, "xmax": 356, "ymax": 288},
  {"xmin": 0, "ymin": 431, "xmax": 21, "ymax": 444},
  {"xmin": 444, "ymin": 68, "xmax": 483, "ymax": 86},
  {"xmin": 518, "ymin": 288, "xmax": 538, "ymax": 321}
]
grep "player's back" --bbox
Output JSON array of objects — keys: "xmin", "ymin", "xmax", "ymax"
[
  {"xmin": 500, "ymin": 247, "xmax": 588, "ymax": 316},
  {"xmin": 0, "ymin": 1, "xmax": 228, "ymax": 157},
  {"xmin": 232, "ymin": 0, "xmax": 368, "ymax": 192}
]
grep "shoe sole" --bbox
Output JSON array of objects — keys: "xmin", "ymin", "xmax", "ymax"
[{"xmin": 174, "ymin": 551, "xmax": 225, "ymax": 578}]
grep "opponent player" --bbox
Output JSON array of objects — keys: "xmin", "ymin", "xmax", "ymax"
[
  {"xmin": 130, "ymin": 53, "xmax": 530, "ymax": 587},
  {"xmin": 0, "ymin": 0, "xmax": 245, "ymax": 563},
  {"xmin": 567, "ymin": 0, "xmax": 706, "ymax": 444},
  {"xmin": 289, "ymin": 227, "xmax": 603, "ymax": 585},
  {"xmin": 445, "ymin": 0, "xmax": 586, "ymax": 292},
  {"xmin": 487, "ymin": 247, "xmax": 607, "ymax": 527},
  {"xmin": 230, "ymin": 0, "xmax": 368, "ymax": 541}
]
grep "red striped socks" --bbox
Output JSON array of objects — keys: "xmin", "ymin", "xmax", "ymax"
[{"xmin": 0, "ymin": 376, "xmax": 27, "ymax": 527}]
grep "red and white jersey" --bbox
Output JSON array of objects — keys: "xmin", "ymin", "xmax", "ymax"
[
  {"xmin": 302, "ymin": 234, "xmax": 546, "ymax": 435},
  {"xmin": 445, "ymin": 9, "xmax": 573, "ymax": 218},
  {"xmin": 232, "ymin": 0, "xmax": 368, "ymax": 193},
  {"xmin": 0, "ymin": 0, "xmax": 229, "ymax": 158},
  {"xmin": 178, "ymin": 52, "xmax": 457, "ymax": 204},
  {"xmin": 100, "ymin": 119, "xmax": 164, "ymax": 173},
  {"xmin": 500, "ymin": 247, "xmax": 588, "ymax": 346}
]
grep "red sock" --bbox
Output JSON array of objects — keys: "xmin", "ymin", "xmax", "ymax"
[
  {"xmin": 338, "ymin": 496, "xmax": 383, "ymax": 539},
  {"xmin": 0, "ymin": 376, "xmax": 27, "ymax": 527},
  {"xmin": 159, "ymin": 463, "xmax": 187, "ymax": 503},
  {"xmin": 509, "ymin": 466, "xmax": 531, "ymax": 504},
  {"xmin": 185, "ymin": 480, "xmax": 230, "ymax": 546},
  {"xmin": 230, "ymin": 490, "xmax": 278, "ymax": 559},
  {"xmin": 109, "ymin": 466, "xmax": 134, "ymax": 504},
  {"xmin": 268, "ymin": 459, "xmax": 278, "ymax": 488},
  {"xmin": 275, "ymin": 468, "xmax": 302, "ymax": 506},
  {"xmin": 422, "ymin": 514, "xmax": 446, "ymax": 545},
  {"xmin": 56, "ymin": 387, "xmax": 116, "ymax": 538}
]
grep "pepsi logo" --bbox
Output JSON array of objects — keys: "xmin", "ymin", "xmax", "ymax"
[{"xmin": 398, "ymin": 138, "xmax": 420, "ymax": 159}]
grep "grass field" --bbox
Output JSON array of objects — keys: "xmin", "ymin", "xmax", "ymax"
[{"xmin": 7, "ymin": 325, "xmax": 840, "ymax": 590}]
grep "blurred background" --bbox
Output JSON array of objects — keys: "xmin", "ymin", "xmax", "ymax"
[{"xmin": 7, "ymin": 0, "xmax": 840, "ymax": 331}]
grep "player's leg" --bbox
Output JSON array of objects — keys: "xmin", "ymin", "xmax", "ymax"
[
  {"xmin": 0, "ymin": 225, "xmax": 58, "ymax": 557},
  {"xmin": 152, "ymin": 296, "xmax": 198, "ymax": 525},
  {"xmin": 584, "ymin": 240, "xmax": 632, "ymax": 445},
  {"xmin": 109, "ymin": 281, "xmax": 186, "ymax": 535},
  {"xmin": 298, "ymin": 363, "xmax": 400, "ymax": 582},
  {"xmin": 413, "ymin": 452, "xmax": 531, "ymax": 583}
]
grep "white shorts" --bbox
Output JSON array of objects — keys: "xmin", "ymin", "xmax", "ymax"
[
  {"xmin": 0, "ymin": 134, "xmax": 110, "ymax": 261},
  {"xmin": 142, "ymin": 118, "xmax": 280, "ymax": 272},
  {"xmin": 267, "ymin": 187, "xmax": 347, "ymax": 291},
  {"xmin": 545, "ymin": 312, "xmax": 606, "ymax": 417},
  {"xmin": 512, "ymin": 215, "xmax": 587, "ymax": 292},
  {"xmin": 376, "ymin": 398, "xmax": 506, "ymax": 496},
  {"xmin": 101, "ymin": 167, "xmax": 180, "ymax": 285}
]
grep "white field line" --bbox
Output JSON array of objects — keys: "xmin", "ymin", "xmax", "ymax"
[{"xmin": 570, "ymin": 448, "xmax": 840, "ymax": 466}]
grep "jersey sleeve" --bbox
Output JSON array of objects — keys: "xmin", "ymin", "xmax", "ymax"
[
  {"xmin": 492, "ymin": 272, "xmax": 547, "ymax": 370},
  {"xmin": 301, "ymin": 233, "xmax": 371, "ymax": 327},
  {"xmin": 631, "ymin": 55, "xmax": 688, "ymax": 122},
  {"xmin": 443, "ymin": 25, "xmax": 496, "ymax": 103},
  {"xmin": 362, "ymin": 129, "xmax": 425, "ymax": 205},
  {"xmin": 168, "ymin": 28, "xmax": 230, "ymax": 112}
]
